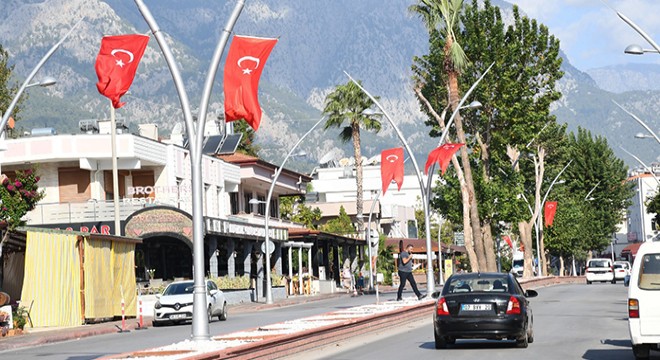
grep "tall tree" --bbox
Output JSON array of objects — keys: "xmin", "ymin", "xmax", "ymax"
[
  {"xmin": 410, "ymin": 0, "xmax": 490, "ymax": 272},
  {"xmin": 413, "ymin": 0, "xmax": 565, "ymax": 275},
  {"xmin": 322, "ymin": 80, "xmax": 381, "ymax": 234}
]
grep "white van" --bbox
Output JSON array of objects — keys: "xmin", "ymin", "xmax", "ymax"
[{"xmin": 627, "ymin": 241, "xmax": 660, "ymax": 359}]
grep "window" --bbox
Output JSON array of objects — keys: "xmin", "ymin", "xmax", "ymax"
[
  {"xmin": 638, "ymin": 253, "xmax": 660, "ymax": 290},
  {"xmin": 269, "ymin": 198, "xmax": 278, "ymax": 218},
  {"xmin": 230, "ymin": 193, "xmax": 239, "ymax": 215},
  {"xmin": 59, "ymin": 167, "xmax": 92, "ymax": 202},
  {"xmin": 244, "ymin": 193, "xmax": 252, "ymax": 213},
  {"xmin": 257, "ymin": 195, "xmax": 266, "ymax": 215}
]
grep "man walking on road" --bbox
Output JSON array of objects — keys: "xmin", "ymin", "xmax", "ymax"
[{"xmin": 397, "ymin": 244, "xmax": 425, "ymax": 301}]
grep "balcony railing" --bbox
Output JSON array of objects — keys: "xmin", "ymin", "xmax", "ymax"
[{"xmin": 25, "ymin": 199, "xmax": 173, "ymax": 225}]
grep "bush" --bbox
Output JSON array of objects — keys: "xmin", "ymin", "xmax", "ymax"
[
  {"xmin": 12, "ymin": 306, "xmax": 27, "ymax": 330},
  {"xmin": 213, "ymin": 274, "xmax": 285, "ymax": 289}
]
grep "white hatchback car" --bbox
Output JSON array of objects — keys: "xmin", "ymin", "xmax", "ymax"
[
  {"xmin": 614, "ymin": 261, "xmax": 631, "ymax": 281},
  {"xmin": 585, "ymin": 258, "xmax": 615, "ymax": 284},
  {"xmin": 153, "ymin": 279, "xmax": 227, "ymax": 326},
  {"xmin": 627, "ymin": 241, "xmax": 660, "ymax": 359}
]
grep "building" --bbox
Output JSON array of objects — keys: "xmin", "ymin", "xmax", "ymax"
[
  {"xmin": 0, "ymin": 121, "xmax": 365, "ymax": 300},
  {"xmin": 619, "ymin": 168, "xmax": 660, "ymax": 262}
]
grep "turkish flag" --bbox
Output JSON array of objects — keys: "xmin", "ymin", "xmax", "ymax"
[
  {"xmin": 424, "ymin": 143, "xmax": 464, "ymax": 175},
  {"xmin": 224, "ymin": 35, "xmax": 278, "ymax": 131},
  {"xmin": 380, "ymin": 147, "xmax": 404, "ymax": 195},
  {"xmin": 544, "ymin": 201, "xmax": 558, "ymax": 227},
  {"xmin": 95, "ymin": 34, "xmax": 149, "ymax": 109},
  {"xmin": 503, "ymin": 235, "xmax": 513, "ymax": 249}
]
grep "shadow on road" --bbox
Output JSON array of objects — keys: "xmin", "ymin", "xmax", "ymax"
[{"xmin": 583, "ymin": 348, "xmax": 633, "ymax": 360}]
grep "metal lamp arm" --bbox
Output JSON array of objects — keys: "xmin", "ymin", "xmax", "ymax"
[{"xmin": 0, "ymin": 19, "xmax": 83, "ymax": 137}]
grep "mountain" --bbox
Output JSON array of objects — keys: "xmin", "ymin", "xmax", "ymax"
[{"xmin": 0, "ymin": 0, "xmax": 658, "ymax": 172}]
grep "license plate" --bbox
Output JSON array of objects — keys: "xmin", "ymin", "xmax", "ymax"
[
  {"xmin": 461, "ymin": 304, "xmax": 492, "ymax": 311},
  {"xmin": 169, "ymin": 314, "xmax": 186, "ymax": 320}
]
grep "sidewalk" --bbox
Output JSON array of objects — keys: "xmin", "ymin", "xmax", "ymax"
[{"xmin": 0, "ymin": 287, "xmax": 396, "ymax": 352}]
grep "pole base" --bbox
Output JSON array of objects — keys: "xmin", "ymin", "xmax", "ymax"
[{"xmin": 115, "ymin": 325, "xmax": 131, "ymax": 333}]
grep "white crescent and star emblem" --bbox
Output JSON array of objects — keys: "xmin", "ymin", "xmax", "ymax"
[
  {"xmin": 237, "ymin": 56, "xmax": 261, "ymax": 75},
  {"xmin": 111, "ymin": 49, "xmax": 135, "ymax": 68},
  {"xmin": 547, "ymin": 204, "xmax": 555, "ymax": 208},
  {"xmin": 386, "ymin": 154, "xmax": 399, "ymax": 163}
]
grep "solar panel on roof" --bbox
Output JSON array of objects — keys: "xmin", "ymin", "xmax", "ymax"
[
  {"xmin": 217, "ymin": 133, "xmax": 243, "ymax": 155},
  {"xmin": 202, "ymin": 135, "xmax": 224, "ymax": 154}
]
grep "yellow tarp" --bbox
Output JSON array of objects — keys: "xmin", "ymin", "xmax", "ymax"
[
  {"xmin": 20, "ymin": 232, "xmax": 83, "ymax": 327},
  {"xmin": 20, "ymin": 229, "xmax": 138, "ymax": 326}
]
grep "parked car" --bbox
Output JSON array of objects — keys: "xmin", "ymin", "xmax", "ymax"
[
  {"xmin": 585, "ymin": 258, "xmax": 615, "ymax": 284},
  {"xmin": 432, "ymin": 272, "xmax": 537, "ymax": 349},
  {"xmin": 627, "ymin": 241, "xmax": 660, "ymax": 359},
  {"xmin": 153, "ymin": 279, "xmax": 227, "ymax": 326},
  {"xmin": 614, "ymin": 261, "xmax": 631, "ymax": 281}
]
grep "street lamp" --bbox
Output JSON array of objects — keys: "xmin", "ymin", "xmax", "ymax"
[
  {"xmin": 260, "ymin": 117, "xmax": 324, "ymax": 304},
  {"xmin": 350, "ymin": 76, "xmax": 437, "ymax": 294},
  {"xmin": 0, "ymin": 18, "xmax": 80, "ymax": 138},
  {"xmin": 635, "ymin": 132, "xmax": 655, "ymax": 139},
  {"xmin": 612, "ymin": 100, "xmax": 660, "ymax": 145},
  {"xmin": 135, "ymin": 0, "xmax": 245, "ymax": 341},
  {"xmin": 624, "ymin": 44, "xmax": 657, "ymax": 55},
  {"xmin": 536, "ymin": 160, "xmax": 571, "ymax": 277}
]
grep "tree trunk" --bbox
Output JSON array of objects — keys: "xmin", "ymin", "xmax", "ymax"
[
  {"xmin": 481, "ymin": 222, "xmax": 498, "ymax": 272},
  {"xmin": 352, "ymin": 122, "xmax": 364, "ymax": 234},
  {"xmin": 448, "ymin": 72, "xmax": 486, "ymax": 271},
  {"xmin": 559, "ymin": 255, "xmax": 565, "ymax": 277},
  {"xmin": 453, "ymin": 156, "xmax": 478, "ymax": 272},
  {"xmin": 518, "ymin": 221, "xmax": 535, "ymax": 279}
]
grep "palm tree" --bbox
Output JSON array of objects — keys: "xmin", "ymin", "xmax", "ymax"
[
  {"xmin": 410, "ymin": 0, "xmax": 490, "ymax": 271},
  {"xmin": 323, "ymin": 80, "xmax": 381, "ymax": 236}
]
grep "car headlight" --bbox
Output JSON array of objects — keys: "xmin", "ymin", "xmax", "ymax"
[{"xmin": 154, "ymin": 301, "xmax": 161, "ymax": 309}]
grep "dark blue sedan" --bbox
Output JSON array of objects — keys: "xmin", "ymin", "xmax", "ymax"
[{"xmin": 432, "ymin": 272, "xmax": 538, "ymax": 349}]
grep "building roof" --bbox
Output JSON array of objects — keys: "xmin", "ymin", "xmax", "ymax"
[
  {"xmin": 287, "ymin": 228, "xmax": 365, "ymax": 246},
  {"xmin": 217, "ymin": 152, "xmax": 313, "ymax": 183}
]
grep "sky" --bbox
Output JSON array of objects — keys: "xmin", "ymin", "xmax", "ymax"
[{"xmin": 506, "ymin": 0, "xmax": 660, "ymax": 71}]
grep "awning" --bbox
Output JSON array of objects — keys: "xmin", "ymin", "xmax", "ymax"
[{"xmin": 621, "ymin": 242, "xmax": 643, "ymax": 257}]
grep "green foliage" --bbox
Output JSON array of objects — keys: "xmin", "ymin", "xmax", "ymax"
[
  {"xmin": 415, "ymin": 0, "xmax": 566, "ymax": 231},
  {"xmin": 647, "ymin": 186, "xmax": 660, "ymax": 229},
  {"xmin": 0, "ymin": 168, "xmax": 45, "ymax": 231},
  {"xmin": 12, "ymin": 306, "xmax": 27, "ymax": 330},
  {"xmin": 376, "ymin": 234, "xmax": 395, "ymax": 285},
  {"xmin": 233, "ymin": 120, "xmax": 261, "ymax": 156},
  {"xmin": 279, "ymin": 195, "xmax": 322, "ymax": 229},
  {"xmin": 214, "ymin": 275, "xmax": 251, "ymax": 289},
  {"xmin": 320, "ymin": 206, "xmax": 355, "ymax": 235},
  {"xmin": 0, "ymin": 44, "xmax": 24, "ymax": 124},
  {"xmin": 544, "ymin": 127, "xmax": 633, "ymax": 255},
  {"xmin": 322, "ymin": 80, "xmax": 381, "ymax": 142}
]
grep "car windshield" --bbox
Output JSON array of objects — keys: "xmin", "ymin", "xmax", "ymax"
[
  {"xmin": 163, "ymin": 282, "xmax": 194, "ymax": 296},
  {"xmin": 588, "ymin": 260, "xmax": 609, "ymax": 268},
  {"xmin": 512, "ymin": 260, "xmax": 524, "ymax": 267},
  {"xmin": 446, "ymin": 275, "xmax": 509, "ymax": 294},
  {"xmin": 638, "ymin": 253, "xmax": 660, "ymax": 290},
  {"xmin": 614, "ymin": 264, "xmax": 623, "ymax": 269}
]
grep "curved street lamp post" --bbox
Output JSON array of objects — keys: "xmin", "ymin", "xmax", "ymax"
[
  {"xmin": 260, "ymin": 117, "xmax": 325, "ymax": 304},
  {"xmin": 134, "ymin": 0, "xmax": 245, "ymax": 340}
]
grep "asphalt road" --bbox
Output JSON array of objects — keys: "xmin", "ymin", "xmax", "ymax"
[
  {"xmin": 0, "ymin": 289, "xmax": 407, "ymax": 360},
  {"xmin": 285, "ymin": 283, "xmax": 646, "ymax": 360}
]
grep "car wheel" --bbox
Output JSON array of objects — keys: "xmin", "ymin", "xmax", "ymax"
[
  {"xmin": 434, "ymin": 332, "xmax": 447, "ymax": 349},
  {"xmin": 632, "ymin": 344, "xmax": 650, "ymax": 359},
  {"xmin": 218, "ymin": 302, "xmax": 228, "ymax": 321},
  {"xmin": 516, "ymin": 335, "xmax": 529, "ymax": 348},
  {"xmin": 586, "ymin": 280, "xmax": 592, "ymax": 284},
  {"xmin": 207, "ymin": 305, "xmax": 213, "ymax": 323},
  {"xmin": 611, "ymin": 279, "xmax": 616, "ymax": 284},
  {"xmin": 527, "ymin": 327, "xmax": 534, "ymax": 344},
  {"xmin": 446, "ymin": 337, "xmax": 456, "ymax": 345},
  {"xmin": 152, "ymin": 321, "xmax": 161, "ymax": 327}
]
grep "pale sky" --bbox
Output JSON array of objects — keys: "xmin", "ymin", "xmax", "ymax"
[{"xmin": 506, "ymin": 0, "xmax": 660, "ymax": 70}]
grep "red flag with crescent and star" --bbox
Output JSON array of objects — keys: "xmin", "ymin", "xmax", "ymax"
[
  {"xmin": 95, "ymin": 34, "xmax": 149, "ymax": 109},
  {"xmin": 380, "ymin": 147, "xmax": 404, "ymax": 195},
  {"xmin": 224, "ymin": 35, "xmax": 278, "ymax": 131},
  {"xmin": 544, "ymin": 201, "xmax": 558, "ymax": 227},
  {"xmin": 424, "ymin": 143, "xmax": 464, "ymax": 175}
]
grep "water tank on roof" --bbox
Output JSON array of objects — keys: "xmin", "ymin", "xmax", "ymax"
[{"xmin": 30, "ymin": 127, "xmax": 57, "ymax": 137}]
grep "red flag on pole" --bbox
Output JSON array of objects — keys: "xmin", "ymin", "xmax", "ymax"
[
  {"xmin": 544, "ymin": 201, "xmax": 558, "ymax": 227},
  {"xmin": 380, "ymin": 147, "xmax": 404, "ymax": 195},
  {"xmin": 95, "ymin": 34, "xmax": 149, "ymax": 109},
  {"xmin": 503, "ymin": 235, "xmax": 513, "ymax": 249},
  {"xmin": 424, "ymin": 143, "xmax": 464, "ymax": 175},
  {"xmin": 224, "ymin": 35, "xmax": 278, "ymax": 131}
]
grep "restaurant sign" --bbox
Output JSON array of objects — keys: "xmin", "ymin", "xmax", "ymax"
[{"xmin": 125, "ymin": 207, "xmax": 193, "ymax": 244}]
